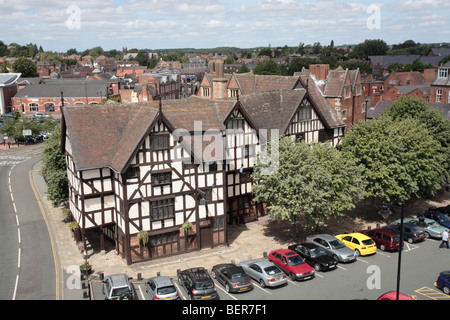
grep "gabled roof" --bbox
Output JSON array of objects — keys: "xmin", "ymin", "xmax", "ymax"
[
  {"xmin": 297, "ymin": 73, "xmax": 345, "ymax": 129},
  {"xmin": 63, "ymin": 97, "xmax": 239, "ymax": 172},
  {"xmin": 239, "ymin": 89, "xmax": 306, "ymax": 136},
  {"xmin": 63, "ymin": 104, "xmax": 159, "ymax": 173}
]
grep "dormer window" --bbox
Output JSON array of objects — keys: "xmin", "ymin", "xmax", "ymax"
[{"xmin": 438, "ymin": 68, "xmax": 449, "ymax": 78}]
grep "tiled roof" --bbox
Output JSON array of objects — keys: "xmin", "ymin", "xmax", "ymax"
[
  {"xmin": 323, "ymin": 69, "xmax": 346, "ymax": 97},
  {"xmin": 234, "ymin": 74, "xmax": 298, "ymax": 95},
  {"xmin": 240, "ymin": 89, "xmax": 306, "ymax": 135},
  {"xmin": 14, "ymin": 81, "xmax": 109, "ymax": 98},
  {"xmin": 297, "ymin": 73, "xmax": 345, "ymax": 129}
]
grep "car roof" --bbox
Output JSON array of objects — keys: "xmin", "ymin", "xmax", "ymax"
[
  {"xmin": 296, "ymin": 242, "xmax": 318, "ymax": 249},
  {"xmin": 363, "ymin": 228, "xmax": 399, "ymax": 235},
  {"xmin": 272, "ymin": 248, "xmax": 297, "ymax": 255},
  {"xmin": 310, "ymin": 234, "xmax": 338, "ymax": 241},
  {"xmin": 241, "ymin": 259, "xmax": 274, "ymax": 268},
  {"xmin": 150, "ymin": 276, "xmax": 174, "ymax": 287},
  {"xmin": 339, "ymin": 232, "xmax": 371, "ymax": 240},
  {"xmin": 107, "ymin": 274, "xmax": 129, "ymax": 287}
]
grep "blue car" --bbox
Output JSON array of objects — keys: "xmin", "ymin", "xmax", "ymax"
[
  {"xmin": 436, "ymin": 270, "xmax": 450, "ymax": 295},
  {"xmin": 383, "ymin": 223, "xmax": 425, "ymax": 244},
  {"xmin": 418, "ymin": 211, "xmax": 450, "ymax": 229}
]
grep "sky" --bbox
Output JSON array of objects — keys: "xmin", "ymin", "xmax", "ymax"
[{"xmin": 0, "ymin": 0, "xmax": 449, "ymax": 53}]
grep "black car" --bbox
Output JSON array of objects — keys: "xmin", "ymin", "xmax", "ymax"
[
  {"xmin": 288, "ymin": 243, "xmax": 338, "ymax": 272},
  {"xmin": 429, "ymin": 205, "xmax": 450, "ymax": 216},
  {"xmin": 177, "ymin": 267, "xmax": 219, "ymax": 300},
  {"xmin": 211, "ymin": 263, "xmax": 253, "ymax": 293}
]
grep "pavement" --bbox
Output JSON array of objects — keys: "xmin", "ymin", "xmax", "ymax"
[{"xmin": 29, "ymin": 155, "xmax": 450, "ymax": 300}]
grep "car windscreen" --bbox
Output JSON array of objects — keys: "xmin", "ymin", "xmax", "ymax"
[
  {"xmin": 230, "ymin": 272, "xmax": 246, "ymax": 279},
  {"xmin": 329, "ymin": 239, "xmax": 346, "ymax": 249},
  {"xmin": 157, "ymin": 285, "xmax": 177, "ymax": 295},
  {"xmin": 287, "ymin": 255, "xmax": 304, "ymax": 266},
  {"xmin": 195, "ymin": 281, "xmax": 215, "ymax": 290},
  {"xmin": 264, "ymin": 266, "xmax": 282, "ymax": 275},
  {"xmin": 392, "ymin": 235, "xmax": 400, "ymax": 242}
]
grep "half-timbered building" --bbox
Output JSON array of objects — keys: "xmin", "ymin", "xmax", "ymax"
[{"xmin": 62, "ymin": 70, "xmax": 346, "ymax": 264}]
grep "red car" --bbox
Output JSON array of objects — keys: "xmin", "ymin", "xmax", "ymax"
[
  {"xmin": 268, "ymin": 249, "xmax": 315, "ymax": 281},
  {"xmin": 359, "ymin": 228, "xmax": 402, "ymax": 251},
  {"xmin": 377, "ymin": 291, "xmax": 414, "ymax": 300}
]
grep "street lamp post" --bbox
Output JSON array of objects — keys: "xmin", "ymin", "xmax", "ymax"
[{"xmin": 378, "ymin": 202, "xmax": 404, "ymax": 300}]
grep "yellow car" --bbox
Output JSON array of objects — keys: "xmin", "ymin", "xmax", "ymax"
[{"xmin": 335, "ymin": 233, "xmax": 377, "ymax": 256}]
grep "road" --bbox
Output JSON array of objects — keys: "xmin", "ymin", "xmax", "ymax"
[{"xmin": 0, "ymin": 144, "xmax": 57, "ymax": 300}]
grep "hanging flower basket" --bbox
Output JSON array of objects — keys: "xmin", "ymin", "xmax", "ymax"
[
  {"xmin": 79, "ymin": 262, "xmax": 92, "ymax": 274},
  {"xmin": 137, "ymin": 230, "xmax": 149, "ymax": 247},
  {"xmin": 182, "ymin": 221, "xmax": 193, "ymax": 236}
]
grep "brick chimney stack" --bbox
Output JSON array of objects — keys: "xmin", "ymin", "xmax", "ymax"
[{"xmin": 213, "ymin": 60, "xmax": 227, "ymax": 99}]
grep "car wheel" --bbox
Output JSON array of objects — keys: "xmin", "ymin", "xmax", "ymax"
[
  {"xmin": 407, "ymin": 238, "xmax": 414, "ymax": 244},
  {"xmin": 211, "ymin": 270, "xmax": 216, "ymax": 279},
  {"xmin": 424, "ymin": 232, "xmax": 430, "ymax": 239},
  {"xmin": 380, "ymin": 244, "xmax": 386, "ymax": 251},
  {"xmin": 314, "ymin": 263, "xmax": 321, "ymax": 272},
  {"xmin": 355, "ymin": 249, "xmax": 361, "ymax": 257},
  {"xmin": 443, "ymin": 286, "xmax": 450, "ymax": 295},
  {"xmin": 289, "ymin": 273, "xmax": 296, "ymax": 281},
  {"xmin": 225, "ymin": 283, "xmax": 230, "ymax": 293},
  {"xmin": 259, "ymin": 279, "xmax": 266, "ymax": 288},
  {"xmin": 332, "ymin": 255, "xmax": 339, "ymax": 262}
]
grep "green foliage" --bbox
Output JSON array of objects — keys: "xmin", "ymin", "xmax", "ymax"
[
  {"xmin": 12, "ymin": 57, "xmax": 38, "ymax": 77},
  {"xmin": 253, "ymin": 59, "xmax": 281, "ymax": 75},
  {"xmin": 41, "ymin": 127, "xmax": 68, "ymax": 207},
  {"xmin": 350, "ymin": 39, "xmax": 389, "ymax": 59},
  {"xmin": 237, "ymin": 62, "xmax": 250, "ymax": 73},
  {"xmin": 382, "ymin": 96, "xmax": 450, "ymax": 173},
  {"xmin": 340, "ymin": 113, "xmax": 447, "ymax": 205},
  {"xmin": 252, "ymin": 137, "xmax": 365, "ymax": 231}
]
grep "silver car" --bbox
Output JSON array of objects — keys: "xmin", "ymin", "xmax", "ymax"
[
  {"xmin": 306, "ymin": 234, "xmax": 357, "ymax": 263},
  {"xmin": 239, "ymin": 259, "xmax": 288, "ymax": 288},
  {"xmin": 145, "ymin": 276, "xmax": 180, "ymax": 300},
  {"xmin": 101, "ymin": 273, "xmax": 136, "ymax": 300}
]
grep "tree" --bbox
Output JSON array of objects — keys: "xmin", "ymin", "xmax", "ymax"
[
  {"xmin": 12, "ymin": 57, "xmax": 38, "ymax": 77},
  {"xmin": 41, "ymin": 126, "xmax": 69, "ymax": 207},
  {"xmin": 351, "ymin": 39, "xmax": 389, "ymax": 59},
  {"xmin": 257, "ymin": 47, "xmax": 272, "ymax": 57},
  {"xmin": 237, "ymin": 62, "xmax": 250, "ymax": 73},
  {"xmin": 253, "ymin": 59, "xmax": 281, "ymax": 75},
  {"xmin": 252, "ymin": 137, "xmax": 365, "ymax": 232},
  {"xmin": 340, "ymin": 116, "xmax": 447, "ymax": 205},
  {"xmin": 382, "ymin": 96, "xmax": 450, "ymax": 173}
]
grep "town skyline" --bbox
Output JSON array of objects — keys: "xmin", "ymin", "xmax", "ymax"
[{"xmin": 1, "ymin": 0, "xmax": 450, "ymax": 53}]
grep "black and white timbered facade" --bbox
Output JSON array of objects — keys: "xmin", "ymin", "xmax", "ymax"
[{"xmin": 62, "ymin": 79, "xmax": 345, "ymax": 264}]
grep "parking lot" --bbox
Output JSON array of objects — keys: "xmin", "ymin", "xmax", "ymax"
[{"xmin": 88, "ymin": 236, "xmax": 450, "ymax": 300}]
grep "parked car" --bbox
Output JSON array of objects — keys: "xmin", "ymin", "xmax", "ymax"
[
  {"xmin": 429, "ymin": 205, "xmax": 450, "ymax": 215},
  {"xmin": 145, "ymin": 276, "xmax": 180, "ymax": 300},
  {"xmin": 383, "ymin": 223, "xmax": 425, "ymax": 243},
  {"xmin": 101, "ymin": 273, "xmax": 136, "ymax": 300},
  {"xmin": 288, "ymin": 242, "xmax": 338, "ymax": 271},
  {"xmin": 418, "ymin": 211, "xmax": 450, "ymax": 229},
  {"xmin": 306, "ymin": 234, "xmax": 357, "ymax": 263},
  {"xmin": 436, "ymin": 270, "xmax": 450, "ymax": 295},
  {"xmin": 33, "ymin": 112, "xmax": 50, "ymax": 118},
  {"xmin": 359, "ymin": 228, "xmax": 402, "ymax": 252},
  {"xmin": 211, "ymin": 263, "xmax": 253, "ymax": 293},
  {"xmin": 14, "ymin": 136, "xmax": 25, "ymax": 143},
  {"xmin": 41, "ymin": 131, "xmax": 51, "ymax": 139},
  {"xmin": 335, "ymin": 232, "xmax": 377, "ymax": 256},
  {"xmin": 239, "ymin": 259, "xmax": 287, "ymax": 288},
  {"xmin": 177, "ymin": 267, "xmax": 219, "ymax": 300},
  {"xmin": 34, "ymin": 134, "xmax": 44, "ymax": 142},
  {"xmin": 394, "ymin": 217, "xmax": 445, "ymax": 239},
  {"xmin": 377, "ymin": 291, "xmax": 415, "ymax": 300},
  {"xmin": 268, "ymin": 248, "xmax": 315, "ymax": 281}
]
